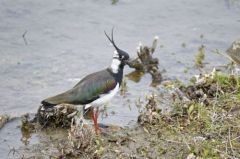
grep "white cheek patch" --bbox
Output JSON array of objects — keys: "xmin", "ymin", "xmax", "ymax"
[
  {"xmin": 113, "ymin": 50, "xmax": 119, "ymax": 58},
  {"xmin": 110, "ymin": 50, "xmax": 121, "ymax": 73},
  {"xmin": 111, "ymin": 58, "xmax": 121, "ymax": 73}
]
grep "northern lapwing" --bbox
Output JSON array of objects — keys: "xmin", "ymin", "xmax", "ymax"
[{"xmin": 41, "ymin": 30, "xmax": 130, "ymax": 134}]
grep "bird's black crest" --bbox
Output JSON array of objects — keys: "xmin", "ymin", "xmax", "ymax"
[
  {"xmin": 104, "ymin": 28, "xmax": 130, "ymax": 60},
  {"xmin": 104, "ymin": 28, "xmax": 120, "ymax": 52}
]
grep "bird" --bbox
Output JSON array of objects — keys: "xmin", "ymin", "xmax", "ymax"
[{"xmin": 41, "ymin": 29, "xmax": 130, "ymax": 134}]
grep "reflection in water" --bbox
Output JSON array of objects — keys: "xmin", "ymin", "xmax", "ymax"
[
  {"xmin": 21, "ymin": 127, "xmax": 31, "ymax": 145},
  {"xmin": 20, "ymin": 117, "xmax": 35, "ymax": 145},
  {"xmin": 150, "ymin": 79, "xmax": 161, "ymax": 87},
  {"xmin": 126, "ymin": 70, "xmax": 161, "ymax": 87},
  {"xmin": 126, "ymin": 71, "xmax": 144, "ymax": 83},
  {"xmin": 120, "ymin": 78, "xmax": 128, "ymax": 96},
  {"xmin": 111, "ymin": 0, "xmax": 119, "ymax": 5}
]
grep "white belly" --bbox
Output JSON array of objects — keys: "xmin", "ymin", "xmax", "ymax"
[{"xmin": 84, "ymin": 83, "xmax": 119, "ymax": 109}]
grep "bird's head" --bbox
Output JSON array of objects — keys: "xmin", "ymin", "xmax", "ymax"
[{"xmin": 105, "ymin": 30, "xmax": 130, "ymax": 69}]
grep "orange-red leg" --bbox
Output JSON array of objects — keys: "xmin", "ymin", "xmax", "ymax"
[
  {"xmin": 95, "ymin": 108, "xmax": 101, "ymax": 133},
  {"xmin": 90, "ymin": 108, "xmax": 101, "ymax": 134}
]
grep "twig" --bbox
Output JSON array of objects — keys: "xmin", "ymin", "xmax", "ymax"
[
  {"xmin": 231, "ymin": 135, "xmax": 240, "ymax": 141},
  {"xmin": 212, "ymin": 49, "xmax": 233, "ymax": 62},
  {"xmin": 176, "ymin": 118, "xmax": 191, "ymax": 150},
  {"xmin": 228, "ymin": 127, "xmax": 235, "ymax": 158},
  {"xmin": 22, "ymin": 30, "xmax": 28, "ymax": 45},
  {"xmin": 161, "ymin": 138, "xmax": 187, "ymax": 145},
  {"xmin": 181, "ymin": 134, "xmax": 191, "ymax": 150},
  {"xmin": 40, "ymin": 151, "xmax": 59, "ymax": 159},
  {"xmin": 215, "ymin": 148, "xmax": 232, "ymax": 158},
  {"xmin": 8, "ymin": 145, "xmax": 17, "ymax": 156},
  {"xmin": 225, "ymin": 138, "xmax": 228, "ymax": 157}
]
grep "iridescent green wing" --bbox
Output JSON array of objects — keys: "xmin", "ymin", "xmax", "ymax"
[{"xmin": 73, "ymin": 69, "xmax": 117, "ymax": 104}]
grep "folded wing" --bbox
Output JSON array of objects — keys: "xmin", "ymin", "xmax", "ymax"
[{"xmin": 41, "ymin": 69, "xmax": 117, "ymax": 107}]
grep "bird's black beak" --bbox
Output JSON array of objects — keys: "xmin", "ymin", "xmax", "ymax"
[
  {"xmin": 124, "ymin": 57, "xmax": 130, "ymax": 65},
  {"xmin": 123, "ymin": 58, "xmax": 131, "ymax": 65}
]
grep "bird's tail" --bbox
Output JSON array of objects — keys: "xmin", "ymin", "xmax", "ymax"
[{"xmin": 41, "ymin": 92, "xmax": 72, "ymax": 109}]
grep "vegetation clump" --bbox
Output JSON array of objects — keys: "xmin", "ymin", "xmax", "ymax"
[
  {"xmin": 195, "ymin": 45, "xmax": 205, "ymax": 68},
  {"xmin": 0, "ymin": 114, "xmax": 9, "ymax": 129},
  {"xmin": 180, "ymin": 69, "xmax": 240, "ymax": 102},
  {"xmin": 36, "ymin": 104, "xmax": 77, "ymax": 128},
  {"xmin": 226, "ymin": 39, "xmax": 240, "ymax": 66},
  {"xmin": 57, "ymin": 122, "xmax": 97, "ymax": 158},
  {"xmin": 137, "ymin": 70, "xmax": 240, "ymax": 158},
  {"xmin": 138, "ymin": 94, "xmax": 162, "ymax": 125}
]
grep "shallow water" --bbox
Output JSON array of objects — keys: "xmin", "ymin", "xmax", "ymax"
[{"xmin": 0, "ymin": 0, "xmax": 240, "ymax": 158}]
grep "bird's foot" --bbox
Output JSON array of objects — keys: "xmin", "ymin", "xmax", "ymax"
[{"xmin": 95, "ymin": 125, "xmax": 102, "ymax": 135}]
